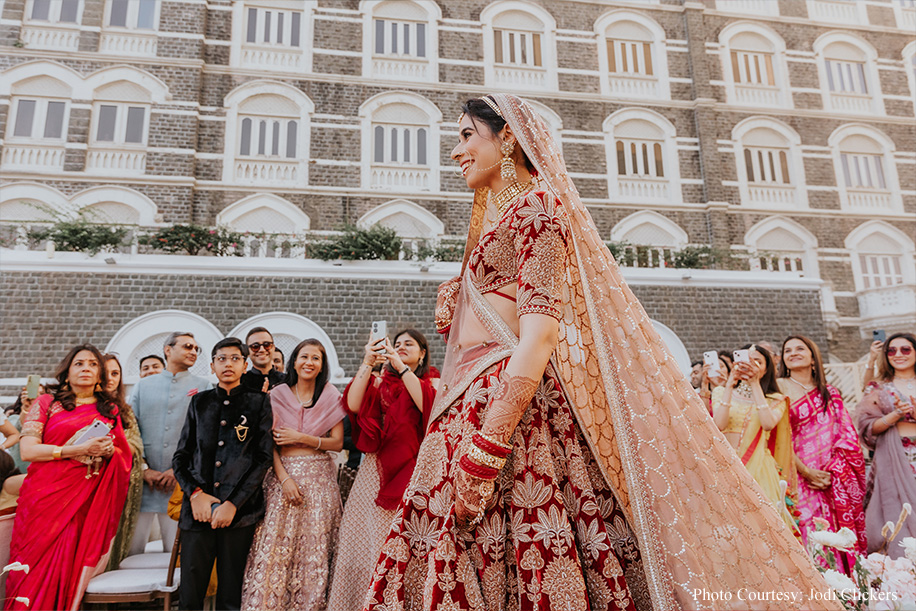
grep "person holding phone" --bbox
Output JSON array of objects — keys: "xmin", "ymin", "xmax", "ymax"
[
  {"xmin": 777, "ymin": 336, "xmax": 866, "ymax": 574},
  {"xmin": 855, "ymin": 332, "xmax": 916, "ymax": 559},
  {"xmin": 712, "ymin": 344, "xmax": 800, "ymax": 536},
  {"xmin": 327, "ymin": 327, "xmax": 438, "ymax": 611},
  {"xmin": 6, "ymin": 344, "xmax": 132, "ymax": 611}
]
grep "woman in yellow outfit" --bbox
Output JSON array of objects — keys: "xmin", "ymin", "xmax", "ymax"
[{"xmin": 713, "ymin": 344, "xmax": 800, "ymax": 536}]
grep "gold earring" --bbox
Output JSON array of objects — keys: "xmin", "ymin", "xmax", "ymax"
[
  {"xmin": 95, "ymin": 382, "xmax": 102, "ymax": 392},
  {"xmin": 500, "ymin": 140, "xmax": 517, "ymax": 182}
]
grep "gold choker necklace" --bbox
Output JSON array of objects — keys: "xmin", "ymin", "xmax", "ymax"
[{"xmin": 493, "ymin": 180, "xmax": 534, "ymax": 216}]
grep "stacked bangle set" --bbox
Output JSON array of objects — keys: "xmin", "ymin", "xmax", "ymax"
[{"xmin": 459, "ymin": 432, "xmax": 512, "ymax": 481}]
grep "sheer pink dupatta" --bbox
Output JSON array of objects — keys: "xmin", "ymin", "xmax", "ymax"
[
  {"xmin": 479, "ymin": 94, "xmax": 840, "ymax": 610},
  {"xmin": 271, "ymin": 383, "xmax": 346, "ymax": 437}
]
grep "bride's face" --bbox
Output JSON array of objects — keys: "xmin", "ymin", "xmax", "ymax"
[{"xmin": 451, "ymin": 114, "xmax": 504, "ymax": 191}]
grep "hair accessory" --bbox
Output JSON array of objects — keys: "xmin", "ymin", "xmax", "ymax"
[
  {"xmin": 481, "ymin": 95, "xmax": 503, "ymax": 117},
  {"xmin": 500, "ymin": 139, "xmax": 518, "ymax": 181}
]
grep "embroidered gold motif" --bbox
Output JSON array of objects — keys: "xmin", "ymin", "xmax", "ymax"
[{"xmin": 235, "ymin": 415, "xmax": 249, "ymax": 442}]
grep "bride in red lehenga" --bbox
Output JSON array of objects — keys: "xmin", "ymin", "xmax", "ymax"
[{"xmin": 361, "ymin": 94, "xmax": 842, "ymax": 611}]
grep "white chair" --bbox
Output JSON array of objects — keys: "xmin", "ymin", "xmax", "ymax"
[{"xmin": 82, "ymin": 530, "xmax": 180, "ymax": 610}]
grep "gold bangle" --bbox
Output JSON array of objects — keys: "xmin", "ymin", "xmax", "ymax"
[
  {"xmin": 467, "ymin": 445, "xmax": 506, "ymax": 471},
  {"xmin": 478, "ymin": 431, "xmax": 512, "ymax": 452},
  {"xmin": 52, "ymin": 446, "xmax": 63, "ymax": 460}
]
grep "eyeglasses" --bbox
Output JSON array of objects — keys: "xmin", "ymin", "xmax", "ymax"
[
  {"xmin": 248, "ymin": 341, "xmax": 274, "ymax": 353},
  {"xmin": 887, "ymin": 346, "xmax": 914, "ymax": 356},
  {"xmin": 214, "ymin": 355, "xmax": 245, "ymax": 364},
  {"xmin": 170, "ymin": 342, "xmax": 200, "ymax": 353}
]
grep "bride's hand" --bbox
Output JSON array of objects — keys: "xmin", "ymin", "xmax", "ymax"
[{"xmin": 454, "ymin": 464, "xmax": 492, "ymax": 531}]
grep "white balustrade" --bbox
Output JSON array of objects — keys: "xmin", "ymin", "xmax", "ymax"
[
  {"xmin": 857, "ymin": 284, "xmax": 916, "ymax": 322},
  {"xmin": 372, "ymin": 58, "xmax": 430, "ymax": 81},
  {"xmin": 86, "ymin": 149, "xmax": 146, "ymax": 174},
  {"xmin": 746, "ymin": 183, "xmax": 796, "ymax": 206},
  {"xmin": 755, "ymin": 253, "xmax": 804, "ymax": 273},
  {"xmin": 99, "ymin": 31, "xmax": 158, "ymax": 56},
  {"xmin": 847, "ymin": 188, "xmax": 892, "ymax": 211},
  {"xmin": 1, "ymin": 144, "xmax": 65, "ymax": 170},
  {"xmin": 241, "ymin": 45, "xmax": 303, "ymax": 70},
  {"xmin": 898, "ymin": 5, "xmax": 916, "ymax": 30},
  {"xmin": 808, "ymin": 0, "xmax": 860, "ymax": 23},
  {"xmin": 734, "ymin": 84, "xmax": 782, "ymax": 107},
  {"xmin": 829, "ymin": 92, "xmax": 873, "ymax": 114},
  {"xmin": 234, "ymin": 159, "xmax": 299, "ymax": 184},
  {"xmin": 371, "ymin": 165, "xmax": 430, "ymax": 190},
  {"xmin": 493, "ymin": 66, "xmax": 547, "ymax": 90},
  {"xmin": 21, "ymin": 23, "xmax": 80, "ymax": 51},
  {"xmin": 716, "ymin": 0, "xmax": 779, "ymax": 16},
  {"xmin": 608, "ymin": 75, "xmax": 661, "ymax": 99},
  {"xmin": 617, "ymin": 177, "xmax": 669, "ymax": 201}
]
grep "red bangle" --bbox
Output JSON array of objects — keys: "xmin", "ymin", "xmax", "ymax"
[
  {"xmin": 472, "ymin": 433, "xmax": 511, "ymax": 459},
  {"xmin": 459, "ymin": 454, "xmax": 498, "ymax": 480}
]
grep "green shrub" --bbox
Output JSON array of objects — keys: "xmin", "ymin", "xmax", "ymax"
[
  {"xmin": 27, "ymin": 217, "xmax": 128, "ymax": 255},
  {"xmin": 311, "ymin": 224, "xmax": 402, "ymax": 261},
  {"xmin": 140, "ymin": 224, "xmax": 242, "ymax": 256}
]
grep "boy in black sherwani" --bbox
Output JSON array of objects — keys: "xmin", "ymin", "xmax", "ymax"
[{"xmin": 173, "ymin": 337, "xmax": 273, "ymax": 610}]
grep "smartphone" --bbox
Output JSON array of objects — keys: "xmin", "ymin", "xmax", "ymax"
[
  {"xmin": 72, "ymin": 420, "xmax": 113, "ymax": 445},
  {"xmin": 733, "ymin": 349, "xmax": 750, "ymax": 364},
  {"xmin": 25, "ymin": 375, "xmax": 41, "ymax": 399},
  {"xmin": 873, "ymin": 329, "xmax": 886, "ymax": 343},
  {"xmin": 703, "ymin": 351, "xmax": 720, "ymax": 374},
  {"xmin": 371, "ymin": 321, "xmax": 387, "ymax": 353}
]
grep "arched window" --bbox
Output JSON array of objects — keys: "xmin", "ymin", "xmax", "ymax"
[
  {"xmin": 610, "ymin": 211, "xmax": 687, "ymax": 268},
  {"xmin": 595, "ymin": 11, "xmax": 670, "ymax": 100},
  {"xmin": 481, "ymin": 1, "xmax": 557, "ymax": 91},
  {"xmin": 807, "ymin": 0, "xmax": 868, "ymax": 25},
  {"xmin": 0, "ymin": 182, "xmax": 71, "ymax": 224},
  {"xmin": 362, "ymin": 0, "xmax": 439, "ymax": 83},
  {"xmin": 744, "ymin": 216, "xmax": 819, "ymax": 276},
  {"xmin": 845, "ymin": 221, "xmax": 916, "ymax": 328},
  {"xmin": 22, "ymin": 0, "xmax": 82, "ymax": 51},
  {"xmin": 71, "ymin": 186, "xmax": 159, "ymax": 225},
  {"xmin": 814, "ymin": 33, "xmax": 882, "ymax": 115},
  {"xmin": 105, "ymin": 310, "xmax": 223, "ymax": 385},
  {"xmin": 358, "ymin": 199, "xmax": 444, "ymax": 240},
  {"xmin": 3, "ymin": 71, "xmax": 72, "ymax": 171},
  {"xmin": 719, "ymin": 23, "xmax": 791, "ymax": 108},
  {"xmin": 100, "ymin": 0, "xmax": 160, "ymax": 56},
  {"xmin": 732, "ymin": 117, "xmax": 807, "ymax": 209},
  {"xmin": 603, "ymin": 109, "xmax": 682, "ymax": 204},
  {"xmin": 903, "ymin": 42, "xmax": 916, "ymax": 110},
  {"xmin": 829, "ymin": 125, "xmax": 902, "ymax": 213},
  {"xmin": 88, "ymin": 80, "xmax": 151, "ymax": 175},
  {"xmin": 223, "ymin": 81, "xmax": 313, "ymax": 186},
  {"xmin": 359, "ymin": 92, "xmax": 441, "ymax": 192},
  {"xmin": 216, "ymin": 193, "xmax": 311, "ymax": 234},
  {"xmin": 228, "ymin": 313, "xmax": 346, "ymax": 381},
  {"xmin": 230, "ymin": 1, "xmax": 312, "ymax": 72}
]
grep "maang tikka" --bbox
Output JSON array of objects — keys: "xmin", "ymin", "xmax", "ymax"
[{"xmin": 500, "ymin": 140, "xmax": 517, "ymax": 181}]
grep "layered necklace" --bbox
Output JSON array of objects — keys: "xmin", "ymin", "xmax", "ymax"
[{"xmin": 493, "ymin": 180, "xmax": 534, "ymax": 217}]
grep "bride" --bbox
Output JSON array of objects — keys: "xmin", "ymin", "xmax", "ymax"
[{"xmin": 362, "ymin": 94, "xmax": 840, "ymax": 611}]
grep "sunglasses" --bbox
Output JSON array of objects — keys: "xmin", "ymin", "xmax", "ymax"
[
  {"xmin": 248, "ymin": 341, "xmax": 274, "ymax": 353},
  {"xmin": 171, "ymin": 342, "xmax": 200, "ymax": 353},
  {"xmin": 887, "ymin": 346, "xmax": 914, "ymax": 356}
]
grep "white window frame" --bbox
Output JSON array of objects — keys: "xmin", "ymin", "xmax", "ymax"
[
  {"xmin": 7, "ymin": 97, "xmax": 70, "ymax": 141},
  {"xmin": 744, "ymin": 216, "xmax": 820, "ymax": 278},
  {"xmin": 814, "ymin": 33, "xmax": 883, "ymax": 116},
  {"xmin": 222, "ymin": 81, "xmax": 313, "ymax": 185},
  {"xmin": 238, "ymin": 115, "xmax": 299, "ymax": 160},
  {"xmin": 25, "ymin": 0, "xmax": 82, "ymax": 24},
  {"xmin": 361, "ymin": 1, "xmax": 439, "ymax": 83},
  {"xmin": 719, "ymin": 23, "xmax": 792, "ymax": 109},
  {"xmin": 104, "ymin": 0, "xmax": 159, "ymax": 30},
  {"xmin": 595, "ymin": 11, "xmax": 670, "ymax": 101},
  {"xmin": 90, "ymin": 102, "xmax": 149, "ymax": 146},
  {"xmin": 358, "ymin": 91, "xmax": 441, "ymax": 192},
  {"xmin": 903, "ymin": 42, "xmax": 916, "ymax": 112},
  {"xmin": 893, "ymin": 0, "xmax": 916, "ymax": 31},
  {"xmin": 732, "ymin": 117, "xmax": 808, "ymax": 210},
  {"xmin": 603, "ymin": 108, "xmax": 682, "ymax": 205},
  {"xmin": 230, "ymin": 1, "xmax": 313, "ymax": 72},
  {"xmin": 481, "ymin": 1, "xmax": 557, "ymax": 92},
  {"xmin": 845, "ymin": 221, "xmax": 916, "ymax": 296},
  {"xmin": 829, "ymin": 125, "xmax": 902, "ymax": 214}
]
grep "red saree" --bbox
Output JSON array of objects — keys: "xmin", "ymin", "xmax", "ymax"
[
  {"xmin": 6, "ymin": 394, "xmax": 131, "ymax": 611},
  {"xmin": 345, "ymin": 368, "xmax": 439, "ymax": 510}
]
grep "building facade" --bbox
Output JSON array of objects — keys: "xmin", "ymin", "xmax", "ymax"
[{"xmin": 0, "ymin": 0, "xmax": 914, "ymax": 388}]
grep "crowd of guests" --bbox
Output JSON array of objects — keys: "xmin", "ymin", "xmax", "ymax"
[
  {"xmin": 689, "ymin": 332, "xmax": 916, "ymax": 573},
  {"xmin": 0, "ymin": 327, "xmax": 912, "ymax": 610}
]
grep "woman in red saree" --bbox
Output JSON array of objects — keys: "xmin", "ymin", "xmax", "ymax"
[
  {"xmin": 327, "ymin": 328, "xmax": 438, "ymax": 611},
  {"xmin": 778, "ymin": 335, "xmax": 866, "ymax": 572},
  {"xmin": 6, "ymin": 344, "xmax": 132, "ymax": 611}
]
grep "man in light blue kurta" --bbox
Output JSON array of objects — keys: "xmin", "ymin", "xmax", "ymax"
[{"xmin": 127, "ymin": 332, "xmax": 211, "ymax": 555}]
